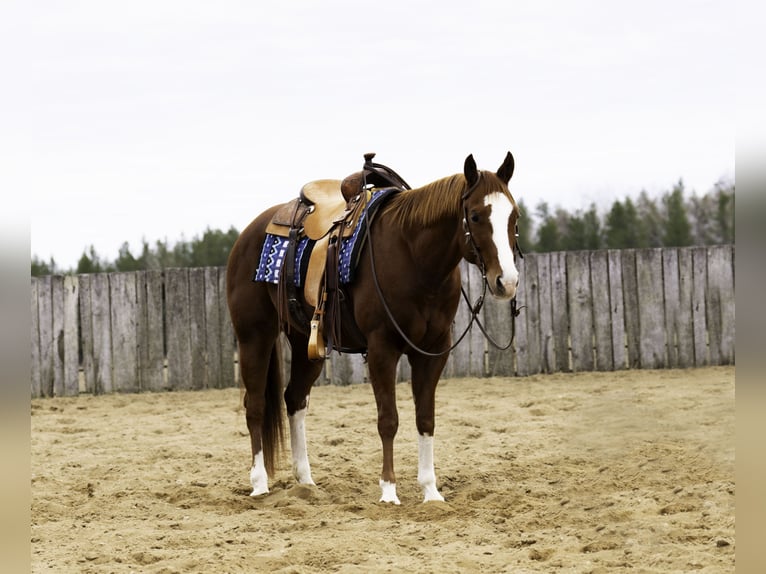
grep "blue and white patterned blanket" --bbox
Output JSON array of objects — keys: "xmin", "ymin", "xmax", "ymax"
[{"xmin": 253, "ymin": 187, "xmax": 399, "ymax": 286}]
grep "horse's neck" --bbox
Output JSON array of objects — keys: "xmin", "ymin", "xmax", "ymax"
[
  {"xmin": 387, "ymin": 176, "xmax": 467, "ymax": 280},
  {"xmin": 403, "ymin": 211, "xmax": 465, "ymax": 283}
]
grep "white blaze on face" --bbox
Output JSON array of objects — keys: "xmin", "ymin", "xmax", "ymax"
[{"xmin": 484, "ymin": 192, "xmax": 519, "ymax": 295}]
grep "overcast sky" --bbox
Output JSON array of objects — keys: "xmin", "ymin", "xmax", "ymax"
[{"xmin": 4, "ymin": 1, "xmax": 735, "ymax": 270}]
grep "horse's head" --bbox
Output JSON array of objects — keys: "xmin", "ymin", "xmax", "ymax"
[{"xmin": 461, "ymin": 152, "xmax": 520, "ymax": 300}]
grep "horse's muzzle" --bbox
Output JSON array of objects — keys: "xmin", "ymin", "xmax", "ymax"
[{"xmin": 489, "ymin": 273, "xmax": 518, "ymax": 300}]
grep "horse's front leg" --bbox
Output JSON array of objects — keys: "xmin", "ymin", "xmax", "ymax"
[
  {"xmin": 409, "ymin": 351, "xmax": 449, "ymax": 503},
  {"xmin": 367, "ymin": 347, "xmax": 402, "ymax": 504}
]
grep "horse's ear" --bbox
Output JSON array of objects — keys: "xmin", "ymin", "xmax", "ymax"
[
  {"xmin": 496, "ymin": 151, "xmax": 515, "ymax": 184},
  {"xmin": 464, "ymin": 154, "xmax": 479, "ymax": 187}
]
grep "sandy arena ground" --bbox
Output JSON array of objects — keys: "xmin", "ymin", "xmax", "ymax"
[{"xmin": 31, "ymin": 366, "xmax": 734, "ymax": 573}]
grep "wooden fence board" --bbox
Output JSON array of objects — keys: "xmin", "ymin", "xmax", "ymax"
[
  {"xmin": 676, "ymin": 249, "xmax": 696, "ymax": 367},
  {"xmin": 662, "ymin": 249, "xmax": 681, "ymax": 368},
  {"xmin": 62, "ymin": 275, "xmax": 80, "ymax": 395},
  {"xmin": 189, "ymin": 268, "xmax": 207, "ymax": 390},
  {"xmin": 720, "ymin": 245, "xmax": 735, "ymax": 363},
  {"xmin": 30, "ymin": 278, "xmax": 41, "ymax": 398},
  {"xmin": 512, "ymin": 256, "xmax": 530, "ymax": 375},
  {"xmin": 520, "ymin": 254, "xmax": 542, "ymax": 375},
  {"xmin": 37, "ymin": 276, "xmax": 55, "ymax": 397},
  {"xmin": 607, "ymin": 250, "xmax": 627, "ymax": 370},
  {"xmin": 138, "ymin": 270, "xmax": 166, "ymax": 391},
  {"xmin": 483, "ymin": 289, "xmax": 514, "ymax": 377},
  {"xmin": 218, "ymin": 268, "xmax": 237, "ymax": 388},
  {"xmin": 590, "ymin": 251, "xmax": 613, "ymax": 371},
  {"xmin": 621, "ymin": 250, "xmax": 640, "ymax": 369},
  {"xmin": 691, "ymin": 247, "xmax": 709, "ymax": 366},
  {"xmin": 397, "ymin": 354, "xmax": 411, "ymax": 383},
  {"xmin": 535, "ymin": 253, "xmax": 555, "ymax": 373},
  {"xmin": 707, "ymin": 245, "xmax": 735, "ymax": 364},
  {"xmin": 567, "ymin": 251, "xmax": 594, "ymax": 372},
  {"xmin": 636, "ymin": 249, "xmax": 666, "ymax": 369},
  {"xmin": 328, "ymin": 353, "xmax": 366, "ymax": 386},
  {"xmin": 77, "ymin": 275, "xmax": 96, "ymax": 394},
  {"xmin": 110, "ymin": 272, "xmax": 139, "ymax": 393},
  {"xmin": 466, "ymin": 262, "xmax": 487, "ymax": 377},
  {"xmin": 451, "ymin": 261, "xmax": 481, "ymax": 377},
  {"xmin": 51, "ymin": 275, "xmax": 65, "ymax": 396},
  {"xmin": 91, "ymin": 273, "xmax": 113, "ymax": 394},
  {"xmin": 165, "ymin": 268, "xmax": 192, "ymax": 390},
  {"xmin": 550, "ymin": 252, "xmax": 569, "ymax": 372},
  {"xmin": 204, "ymin": 267, "xmax": 223, "ymax": 388}
]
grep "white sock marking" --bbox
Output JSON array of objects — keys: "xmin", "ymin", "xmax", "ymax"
[
  {"xmin": 289, "ymin": 406, "xmax": 315, "ymax": 485},
  {"xmin": 379, "ymin": 479, "xmax": 401, "ymax": 505},
  {"xmin": 418, "ymin": 433, "xmax": 445, "ymax": 502},
  {"xmin": 250, "ymin": 450, "xmax": 269, "ymax": 497}
]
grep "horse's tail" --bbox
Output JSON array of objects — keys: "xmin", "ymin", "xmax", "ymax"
[{"xmin": 262, "ymin": 341, "xmax": 286, "ymax": 476}]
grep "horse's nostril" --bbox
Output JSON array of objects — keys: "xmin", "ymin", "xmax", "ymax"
[{"xmin": 495, "ymin": 276, "xmax": 506, "ymax": 294}]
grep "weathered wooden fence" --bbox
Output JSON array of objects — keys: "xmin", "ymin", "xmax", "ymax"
[{"xmin": 30, "ymin": 245, "xmax": 734, "ymax": 398}]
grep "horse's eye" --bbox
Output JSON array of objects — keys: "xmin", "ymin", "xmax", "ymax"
[{"xmin": 470, "ymin": 211, "xmax": 480, "ymax": 223}]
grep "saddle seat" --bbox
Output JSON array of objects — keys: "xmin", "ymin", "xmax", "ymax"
[{"xmin": 299, "ymin": 179, "xmax": 349, "ymax": 241}]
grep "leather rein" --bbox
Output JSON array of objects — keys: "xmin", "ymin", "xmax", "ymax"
[{"xmin": 364, "ymin": 169, "xmax": 524, "ymax": 358}]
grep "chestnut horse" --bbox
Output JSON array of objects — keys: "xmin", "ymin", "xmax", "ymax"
[{"xmin": 226, "ymin": 152, "xmax": 520, "ymax": 504}]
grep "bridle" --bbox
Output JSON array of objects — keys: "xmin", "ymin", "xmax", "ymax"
[
  {"xmin": 365, "ymin": 169, "xmax": 524, "ymax": 358},
  {"xmin": 460, "ymin": 170, "xmax": 524, "ymax": 351}
]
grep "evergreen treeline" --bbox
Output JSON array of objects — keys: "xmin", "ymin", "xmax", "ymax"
[
  {"xmin": 31, "ymin": 180, "xmax": 734, "ymax": 277},
  {"xmin": 515, "ymin": 179, "xmax": 734, "ymax": 254},
  {"xmin": 31, "ymin": 226, "xmax": 240, "ymax": 277}
]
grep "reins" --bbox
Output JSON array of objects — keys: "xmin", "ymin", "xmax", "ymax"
[{"xmin": 363, "ymin": 169, "xmax": 523, "ymax": 358}]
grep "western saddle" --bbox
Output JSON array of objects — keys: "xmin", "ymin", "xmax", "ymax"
[{"xmin": 264, "ymin": 153, "xmax": 409, "ymax": 360}]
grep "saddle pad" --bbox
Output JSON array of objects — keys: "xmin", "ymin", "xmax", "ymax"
[
  {"xmin": 253, "ymin": 234, "xmax": 313, "ymax": 286},
  {"xmin": 338, "ymin": 187, "xmax": 400, "ymax": 283},
  {"xmin": 254, "ymin": 187, "xmax": 400, "ymax": 287}
]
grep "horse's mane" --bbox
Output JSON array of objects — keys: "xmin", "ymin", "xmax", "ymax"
[{"xmin": 382, "ymin": 174, "xmax": 466, "ymax": 229}]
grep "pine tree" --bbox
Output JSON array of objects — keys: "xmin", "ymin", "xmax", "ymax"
[
  {"xmin": 31, "ymin": 256, "xmax": 56, "ymax": 277},
  {"xmin": 534, "ymin": 202, "xmax": 561, "ymax": 252},
  {"xmin": 515, "ymin": 199, "xmax": 533, "ymax": 255},
  {"xmin": 636, "ymin": 191, "xmax": 663, "ymax": 247},
  {"xmin": 715, "ymin": 182, "xmax": 735, "ymax": 244},
  {"xmin": 76, "ymin": 246, "xmax": 106, "ymax": 274},
  {"xmin": 663, "ymin": 181, "xmax": 692, "ymax": 247}
]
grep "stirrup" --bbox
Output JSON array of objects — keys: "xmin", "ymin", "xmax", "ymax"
[{"xmin": 308, "ymin": 318, "xmax": 326, "ymax": 360}]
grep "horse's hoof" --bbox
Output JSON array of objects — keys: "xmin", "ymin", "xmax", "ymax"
[
  {"xmin": 249, "ymin": 487, "xmax": 269, "ymax": 497},
  {"xmin": 422, "ymin": 484, "xmax": 445, "ymax": 502},
  {"xmin": 379, "ymin": 480, "xmax": 401, "ymax": 505},
  {"xmin": 423, "ymin": 492, "xmax": 445, "ymax": 503}
]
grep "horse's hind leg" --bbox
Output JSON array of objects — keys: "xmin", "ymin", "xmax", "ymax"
[
  {"xmin": 284, "ymin": 331, "xmax": 324, "ymax": 486},
  {"xmin": 239, "ymin": 332, "xmax": 281, "ymax": 496}
]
